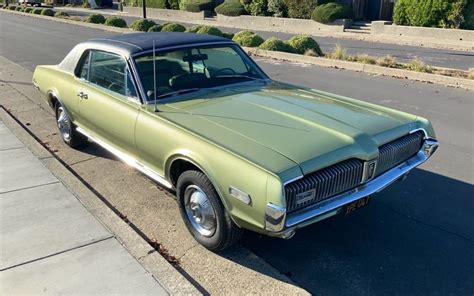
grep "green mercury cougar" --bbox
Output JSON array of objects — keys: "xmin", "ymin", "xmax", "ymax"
[{"xmin": 33, "ymin": 33, "xmax": 439, "ymax": 251}]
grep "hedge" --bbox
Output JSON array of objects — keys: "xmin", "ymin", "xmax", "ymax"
[
  {"xmin": 232, "ymin": 30, "xmax": 264, "ymax": 47},
  {"xmin": 287, "ymin": 35, "xmax": 323, "ymax": 56},
  {"xmin": 180, "ymin": 0, "xmax": 215, "ymax": 12},
  {"xmin": 8, "ymin": 5, "xmax": 16, "ymax": 10},
  {"xmin": 148, "ymin": 24, "xmax": 163, "ymax": 32},
  {"xmin": 267, "ymin": 0, "xmax": 287, "ymax": 17},
  {"xmin": 24, "ymin": 7, "xmax": 33, "ymax": 13},
  {"xmin": 258, "ymin": 37, "xmax": 293, "ymax": 52},
  {"xmin": 33, "ymin": 8, "xmax": 43, "ymax": 14},
  {"xmin": 283, "ymin": 0, "xmax": 317, "ymax": 19},
  {"xmin": 197, "ymin": 26, "xmax": 223, "ymax": 36},
  {"xmin": 186, "ymin": 24, "xmax": 205, "ymax": 32},
  {"xmin": 15, "ymin": 6, "xmax": 23, "ymax": 11},
  {"xmin": 215, "ymin": 0, "xmax": 246, "ymax": 16},
  {"xmin": 105, "ymin": 16, "xmax": 127, "ymax": 27},
  {"xmin": 85, "ymin": 13, "xmax": 106, "ymax": 24},
  {"xmin": 393, "ymin": 0, "xmax": 473, "ymax": 29},
  {"xmin": 125, "ymin": 0, "xmax": 167, "ymax": 9},
  {"xmin": 41, "ymin": 8, "xmax": 55, "ymax": 16},
  {"xmin": 242, "ymin": 0, "xmax": 269, "ymax": 16},
  {"xmin": 130, "ymin": 19, "xmax": 156, "ymax": 31},
  {"xmin": 160, "ymin": 23, "xmax": 186, "ymax": 32},
  {"xmin": 311, "ymin": 2, "xmax": 354, "ymax": 23}
]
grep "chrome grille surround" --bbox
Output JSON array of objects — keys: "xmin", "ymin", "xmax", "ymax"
[
  {"xmin": 374, "ymin": 131, "xmax": 424, "ymax": 177},
  {"xmin": 284, "ymin": 131, "xmax": 424, "ymax": 215},
  {"xmin": 285, "ymin": 159, "xmax": 364, "ymax": 213}
]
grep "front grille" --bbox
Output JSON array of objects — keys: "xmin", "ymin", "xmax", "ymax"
[
  {"xmin": 374, "ymin": 131, "xmax": 424, "ymax": 177},
  {"xmin": 285, "ymin": 159, "xmax": 364, "ymax": 213}
]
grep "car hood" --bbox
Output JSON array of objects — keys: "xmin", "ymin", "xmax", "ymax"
[{"xmin": 157, "ymin": 82, "xmax": 418, "ymax": 175}]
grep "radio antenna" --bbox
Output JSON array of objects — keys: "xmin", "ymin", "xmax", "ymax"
[{"xmin": 153, "ymin": 40, "xmax": 157, "ymax": 112}]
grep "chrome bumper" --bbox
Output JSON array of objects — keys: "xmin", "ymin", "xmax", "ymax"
[{"xmin": 266, "ymin": 139, "xmax": 439, "ymax": 238}]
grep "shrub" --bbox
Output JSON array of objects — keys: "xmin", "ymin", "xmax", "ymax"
[
  {"xmin": 242, "ymin": 0, "xmax": 268, "ymax": 16},
  {"xmin": 33, "ymin": 8, "xmax": 43, "ymax": 14},
  {"xmin": 232, "ymin": 31, "xmax": 264, "ymax": 47},
  {"xmin": 311, "ymin": 2, "xmax": 354, "ymax": 23},
  {"xmin": 105, "ymin": 16, "xmax": 127, "ymax": 27},
  {"xmin": 392, "ymin": 0, "xmax": 472, "ymax": 28},
  {"xmin": 259, "ymin": 37, "xmax": 293, "ymax": 52},
  {"xmin": 186, "ymin": 24, "xmax": 205, "ymax": 33},
  {"xmin": 148, "ymin": 24, "xmax": 163, "ymax": 32},
  {"xmin": 215, "ymin": 0, "xmax": 246, "ymax": 16},
  {"xmin": 41, "ymin": 8, "xmax": 55, "ymax": 16},
  {"xmin": 130, "ymin": 19, "xmax": 156, "ymax": 31},
  {"xmin": 82, "ymin": 0, "xmax": 90, "ymax": 8},
  {"xmin": 267, "ymin": 0, "xmax": 286, "ymax": 17},
  {"xmin": 376, "ymin": 55, "xmax": 398, "ymax": 68},
  {"xmin": 85, "ymin": 13, "xmax": 106, "ymax": 24},
  {"xmin": 222, "ymin": 32, "xmax": 235, "ymax": 39},
  {"xmin": 404, "ymin": 58, "xmax": 433, "ymax": 73},
  {"xmin": 168, "ymin": 0, "xmax": 180, "ymax": 10},
  {"xmin": 160, "ymin": 23, "xmax": 186, "ymax": 32},
  {"xmin": 8, "ymin": 5, "xmax": 16, "ymax": 10},
  {"xmin": 180, "ymin": 0, "xmax": 215, "ymax": 12},
  {"xmin": 24, "ymin": 7, "xmax": 33, "ymax": 13},
  {"xmin": 287, "ymin": 35, "xmax": 323, "ymax": 56},
  {"xmin": 283, "ymin": 0, "xmax": 317, "ymax": 19},
  {"xmin": 197, "ymin": 26, "xmax": 223, "ymax": 36},
  {"xmin": 54, "ymin": 11, "xmax": 69, "ymax": 17},
  {"xmin": 15, "ymin": 6, "xmax": 23, "ymax": 11},
  {"xmin": 147, "ymin": 0, "xmax": 167, "ymax": 8}
]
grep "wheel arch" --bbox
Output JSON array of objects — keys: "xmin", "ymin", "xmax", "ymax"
[{"xmin": 166, "ymin": 155, "xmax": 234, "ymax": 215}]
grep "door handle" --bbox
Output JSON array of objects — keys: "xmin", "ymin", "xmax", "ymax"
[{"xmin": 77, "ymin": 91, "xmax": 88, "ymax": 99}]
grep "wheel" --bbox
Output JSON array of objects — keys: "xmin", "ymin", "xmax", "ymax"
[
  {"xmin": 177, "ymin": 170, "xmax": 243, "ymax": 251},
  {"xmin": 55, "ymin": 102, "xmax": 87, "ymax": 148}
]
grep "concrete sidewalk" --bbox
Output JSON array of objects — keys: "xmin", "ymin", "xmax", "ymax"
[{"xmin": 0, "ymin": 121, "xmax": 168, "ymax": 295}]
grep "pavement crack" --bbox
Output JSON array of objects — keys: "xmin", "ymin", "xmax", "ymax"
[
  {"xmin": 0, "ymin": 235, "xmax": 114, "ymax": 272},
  {"xmin": 0, "ymin": 181, "xmax": 60, "ymax": 195},
  {"xmin": 67, "ymin": 156, "xmax": 98, "ymax": 167},
  {"xmin": 380, "ymin": 201, "xmax": 474, "ymax": 244}
]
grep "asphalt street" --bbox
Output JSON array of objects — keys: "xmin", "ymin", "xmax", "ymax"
[
  {"xmin": 60, "ymin": 8, "xmax": 474, "ymax": 70},
  {"xmin": 1, "ymin": 11, "xmax": 473, "ymax": 295}
]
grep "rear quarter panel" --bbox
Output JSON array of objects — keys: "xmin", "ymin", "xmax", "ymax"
[{"xmin": 33, "ymin": 65, "xmax": 79, "ymax": 119}]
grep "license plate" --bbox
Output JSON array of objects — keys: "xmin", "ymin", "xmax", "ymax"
[{"xmin": 344, "ymin": 196, "xmax": 371, "ymax": 215}]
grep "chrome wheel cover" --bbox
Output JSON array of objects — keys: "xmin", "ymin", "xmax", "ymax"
[
  {"xmin": 184, "ymin": 185, "xmax": 216, "ymax": 237},
  {"xmin": 57, "ymin": 106, "xmax": 71, "ymax": 141}
]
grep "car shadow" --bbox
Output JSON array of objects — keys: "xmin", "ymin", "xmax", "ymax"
[{"xmin": 224, "ymin": 168, "xmax": 474, "ymax": 295}]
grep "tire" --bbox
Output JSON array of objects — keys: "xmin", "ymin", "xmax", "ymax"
[
  {"xmin": 177, "ymin": 170, "xmax": 243, "ymax": 251},
  {"xmin": 55, "ymin": 102, "xmax": 87, "ymax": 148}
]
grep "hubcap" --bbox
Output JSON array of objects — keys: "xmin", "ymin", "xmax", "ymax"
[
  {"xmin": 184, "ymin": 185, "xmax": 216, "ymax": 237},
  {"xmin": 57, "ymin": 106, "xmax": 71, "ymax": 141}
]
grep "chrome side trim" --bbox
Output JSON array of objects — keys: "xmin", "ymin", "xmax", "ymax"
[
  {"xmin": 76, "ymin": 127, "xmax": 173, "ymax": 189},
  {"xmin": 283, "ymin": 175, "xmax": 304, "ymax": 186},
  {"xmin": 285, "ymin": 139, "xmax": 438, "ymax": 228}
]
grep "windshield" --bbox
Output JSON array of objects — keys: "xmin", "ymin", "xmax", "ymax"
[{"xmin": 133, "ymin": 44, "xmax": 269, "ymax": 102}]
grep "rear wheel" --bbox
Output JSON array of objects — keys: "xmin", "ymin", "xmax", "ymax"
[
  {"xmin": 177, "ymin": 170, "xmax": 243, "ymax": 251},
  {"xmin": 55, "ymin": 102, "xmax": 87, "ymax": 148}
]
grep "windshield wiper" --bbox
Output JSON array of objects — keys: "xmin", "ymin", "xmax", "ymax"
[
  {"xmin": 214, "ymin": 75, "xmax": 267, "ymax": 81},
  {"xmin": 153, "ymin": 88, "xmax": 201, "ymax": 100}
]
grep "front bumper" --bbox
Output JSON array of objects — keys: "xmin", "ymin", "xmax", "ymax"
[{"xmin": 266, "ymin": 138, "xmax": 439, "ymax": 238}]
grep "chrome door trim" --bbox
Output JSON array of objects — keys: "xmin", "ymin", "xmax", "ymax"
[{"xmin": 76, "ymin": 126, "xmax": 173, "ymax": 189}]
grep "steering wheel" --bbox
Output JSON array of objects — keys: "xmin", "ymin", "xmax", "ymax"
[{"xmin": 213, "ymin": 68, "xmax": 237, "ymax": 77}]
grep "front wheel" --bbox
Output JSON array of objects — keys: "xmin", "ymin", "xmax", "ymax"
[
  {"xmin": 55, "ymin": 102, "xmax": 87, "ymax": 148},
  {"xmin": 177, "ymin": 170, "xmax": 243, "ymax": 251}
]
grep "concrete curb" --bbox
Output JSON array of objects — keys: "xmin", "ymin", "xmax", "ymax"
[
  {"xmin": 245, "ymin": 48, "xmax": 474, "ymax": 91},
  {"xmin": 2, "ymin": 9, "xmax": 473, "ymax": 91},
  {"xmin": 0, "ymin": 106, "xmax": 201, "ymax": 296}
]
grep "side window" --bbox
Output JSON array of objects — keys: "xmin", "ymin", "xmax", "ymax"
[
  {"xmin": 88, "ymin": 51, "xmax": 138, "ymax": 99},
  {"xmin": 76, "ymin": 51, "xmax": 91, "ymax": 80}
]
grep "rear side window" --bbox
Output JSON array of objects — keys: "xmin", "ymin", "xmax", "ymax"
[
  {"xmin": 79, "ymin": 52, "xmax": 90, "ymax": 80},
  {"xmin": 87, "ymin": 51, "xmax": 138, "ymax": 98}
]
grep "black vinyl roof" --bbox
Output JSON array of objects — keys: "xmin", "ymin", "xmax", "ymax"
[{"xmin": 88, "ymin": 32, "xmax": 233, "ymax": 56}]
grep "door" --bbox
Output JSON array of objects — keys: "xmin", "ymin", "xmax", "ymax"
[
  {"xmin": 367, "ymin": 0, "xmax": 381, "ymax": 20},
  {"xmin": 77, "ymin": 50, "xmax": 140, "ymax": 158}
]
